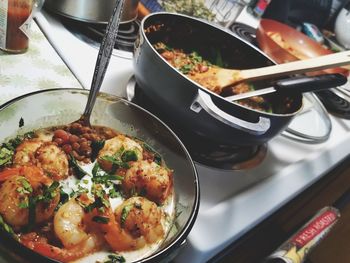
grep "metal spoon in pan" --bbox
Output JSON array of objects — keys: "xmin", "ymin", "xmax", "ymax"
[
  {"xmin": 77, "ymin": 0, "xmax": 125, "ymax": 126},
  {"xmin": 224, "ymin": 73, "xmax": 348, "ymax": 102}
]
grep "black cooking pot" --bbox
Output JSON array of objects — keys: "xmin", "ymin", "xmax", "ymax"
[{"xmin": 133, "ymin": 13, "xmax": 303, "ymax": 146}]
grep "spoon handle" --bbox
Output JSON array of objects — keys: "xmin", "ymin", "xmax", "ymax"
[
  {"xmin": 81, "ymin": 0, "xmax": 125, "ymax": 123},
  {"xmin": 240, "ymin": 50, "xmax": 350, "ymax": 81},
  {"xmin": 225, "ymin": 73, "xmax": 347, "ymax": 101}
]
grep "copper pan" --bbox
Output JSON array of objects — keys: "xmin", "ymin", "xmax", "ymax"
[{"xmin": 256, "ymin": 18, "xmax": 349, "ymax": 76}]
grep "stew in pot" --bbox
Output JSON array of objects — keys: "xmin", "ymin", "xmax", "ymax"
[{"xmin": 154, "ymin": 42, "xmax": 273, "ymax": 113}]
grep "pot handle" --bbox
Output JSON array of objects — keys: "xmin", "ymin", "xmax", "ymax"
[{"xmin": 190, "ymin": 89, "xmax": 271, "ymax": 135}]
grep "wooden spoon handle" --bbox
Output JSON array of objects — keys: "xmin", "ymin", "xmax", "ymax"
[{"xmin": 240, "ymin": 50, "xmax": 350, "ymax": 81}]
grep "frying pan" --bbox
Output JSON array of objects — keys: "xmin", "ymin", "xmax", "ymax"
[
  {"xmin": 133, "ymin": 13, "xmax": 342, "ymax": 146},
  {"xmin": 256, "ymin": 18, "xmax": 349, "ymax": 76},
  {"xmin": 0, "ymin": 89, "xmax": 199, "ymax": 263}
]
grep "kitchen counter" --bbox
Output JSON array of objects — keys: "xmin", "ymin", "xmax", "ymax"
[{"xmin": 1, "ymin": 12, "xmax": 350, "ymax": 263}]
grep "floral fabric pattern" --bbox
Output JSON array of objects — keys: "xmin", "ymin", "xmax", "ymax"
[{"xmin": 0, "ymin": 21, "xmax": 82, "ymax": 105}]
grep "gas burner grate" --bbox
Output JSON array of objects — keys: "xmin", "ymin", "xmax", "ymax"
[
  {"xmin": 316, "ymin": 90, "xmax": 350, "ymax": 119},
  {"xmin": 126, "ymin": 77, "xmax": 267, "ymax": 170},
  {"xmin": 61, "ymin": 18, "xmax": 139, "ymax": 53},
  {"xmin": 85, "ymin": 21, "xmax": 140, "ymax": 51},
  {"xmin": 229, "ymin": 22, "xmax": 257, "ymax": 46}
]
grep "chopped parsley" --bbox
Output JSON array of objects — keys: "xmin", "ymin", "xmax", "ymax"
[
  {"xmin": 120, "ymin": 204, "xmax": 133, "ymax": 228},
  {"xmin": 69, "ymin": 154, "xmax": 87, "ymax": 179},
  {"xmin": 18, "ymin": 201, "xmax": 29, "ymax": 209},
  {"xmin": 17, "ymin": 180, "xmax": 60, "ymax": 230},
  {"xmin": 0, "ymin": 214, "xmax": 18, "ymax": 240},
  {"xmin": 91, "ymin": 163, "xmax": 123, "ymax": 187},
  {"xmin": 121, "ymin": 150, "xmax": 138, "ymax": 162},
  {"xmin": 56, "ymin": 189, "xmax": 69, "ymax": 211},
  {"xmin": 100, "ymin": 146, "xmax": 140, "ymax": 170},
  {"xmin": 82, "ymin": 184, "xmax": 110, "ymax": 213},
  {"xmin": 108, "ymin": 185, "xmax": 122, "ymax": 198},
  {"xmin": 190, "ymin": 51, "xmax": 203, "ymax": 63},
  {"xmin": 26, "ymin": 196, "xmax": 36, "ymax": 231},
  {"xmin": 0, "ymin": 148, "xmax": 13, "ymax": 166},
  {"xmin": 103, "ymin": 254, "xmax": 125, "ymax": 263},
  {"xmin": 37, "ymin": 181, "xmax": 60, "ymax": 203},
  {"xmin": 0, "ymin": 132, "xmax": 35, "ymax": 167},
  {"xmin": 179, "ymin": 64, "xmax": 193, "ymax": 74},
  {"xmin": 100, "ymin": 155, "xmax": 130, "ymax": 170},
  {"xmin": 91, "ymin": 140, "xmax": 105, "ymax": 160},
  {"xmin": 17, "ymin": 177, "xmax": 33, "ymax": 195},
  {"xmin": 142, "ymin": 142, "xmax": 162, "ymax": 165},
  {"xmin": 92, "ymin": 215, "xmax": 110, "ymax": 224}
]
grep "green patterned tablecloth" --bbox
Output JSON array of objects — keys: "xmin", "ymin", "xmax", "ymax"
[{"xmin": 0, "ymin": 21, "xmax": 82, "ymax": 106}]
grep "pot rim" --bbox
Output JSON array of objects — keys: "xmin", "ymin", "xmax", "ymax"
[
  {"xmin": 44, "ymin": 0, "xmax": 139, "ymax": 24},
  {"xmin": 140, "ymin": 12, "xmax": 304, "ymax": 117},
  {"xmin": 0, "ymin": 88, "xmax": 200, "ymax": 263}
]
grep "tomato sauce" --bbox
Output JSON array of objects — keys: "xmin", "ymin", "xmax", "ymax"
[{"xmin": 1, "ymin": 1, "xmax": 32, "ymax": 53}]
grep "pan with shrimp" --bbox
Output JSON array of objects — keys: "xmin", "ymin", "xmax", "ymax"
[{"xmin": 0, "ymin": 89, "xmax": 199, "ymax": 263}]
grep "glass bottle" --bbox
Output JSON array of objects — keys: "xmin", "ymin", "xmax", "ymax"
[
  {"xmin": 247, "ymin": 0, "xmax": 272, "ymax": 18},
  {"xmin": 0, "ymin": 0, "xmax": 34, "ymax": 53}
]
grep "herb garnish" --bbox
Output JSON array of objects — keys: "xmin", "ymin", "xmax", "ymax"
[
  {"xmin": 37, "ymin": 181, "xmax": 60, "ymax": 203},
  {"xmin": 91, "ymin": 140, "xmax": 105, "ymax": 160},
  {"xmin": 108, "ymin": 185, "xmax": 122, "ymax": 198},
  {"xmin": 82, "ymin": 184, "xmax": 110, "ymax": 213},
  {"xmin": 121, "ymin": 150, "xmax": 138, "ymax": 162},
  {"xmin": 142, "ymin": 142, "xmax": 162, "ymax": 165},
  {"xmin": 100, "ymin": 155, "xmax": 130, "ymax": 170},
  {"xmin": 0, "ymin": 132, "xmax": 35, "ymax": 167},
  {"xmin": 120, "ymin": 204, "xmax": 133, "ymax": 228},
  {"xmin": 27, "ymin": 196, "xmax": 36, "ymax": 231},
  {"xmin": 0, "ymin": 148, "xmax": 14, "ymax": 166},
  {"xmin": 179, "ymin": 64, "xmax": 193, "ymax": 74},
  {"xmin": 100, "ymin": 146, "xmax": 140, "ymax": 170},
  {"xmin": 20, "ymin": 181, "xmax": 60, "ymax": 231},
  {"xmin": 17, "ymin": 177, "xmax": 33, "ymax": 195},
  {"xmin": 92, "ymin": 215, "xmax": 110, "ymax": 224},
  {"xmin": 0, "ymin": 214, "xmax": 18, "ymax": 240},
  {"xmin": 56, "ymin": 189, "xmax": 69, "ymax": 211},
  {"xmin": 103, "ymin": 254, "xmax": 126, "ymax": 263},
  {"xmin": 91, "ymin": 162, "xmax": 123, "ymax": 187},
  {"xmin": 190, "ymin": 51, "xmax": 203, "ymax": 63},
  {"xmin": 69, "ymin": 154, "xmax": 87, "ymax": 179}
]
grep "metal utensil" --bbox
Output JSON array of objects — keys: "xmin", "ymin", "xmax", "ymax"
[
  {"xmin": 78, "ymin": 0, "xmax": 125, "ymax": 126},
  {"xmin": 224, "ymin": 74, "xmax": 348, "ymax": 101}
]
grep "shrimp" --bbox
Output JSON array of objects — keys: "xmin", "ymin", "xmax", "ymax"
[
  {"xmin": 53, "ymin": 198, "xmax": 104, "ymax": 256},
  {"xmin": 98, "ymin": 134, "xmax": 143, "ymax": 172},
  {"xmin": 20, "ymin": 198, "xmax": 104, "ymax": 262},
  {"xmin": 20, "ymin": 231, "xmax": 103, "ymax": 263},
  {"xmin": 122, "ymin": 160, "xmax": 172, "ymax": 204},
  {"xmin": 14, "ymin": 139, "xmax": 69, "ymax": 180},
  {"xmin": 100, "ymin": 197, "xmax": 165, "ymax": 252},
  {"xmin": 13, "ymin": 139, "xmax": 43, "ymax": 166},
  {"xmin": 114, "ymin": 197, "xmax": 165, "ymax": 245},
  {"xmin": 36, "ymin": 143, "xmax": 69, "ymax": 180},
  {"xmin": 0, "ymin": 165, "xmax": 59, "ymax": 228}
]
